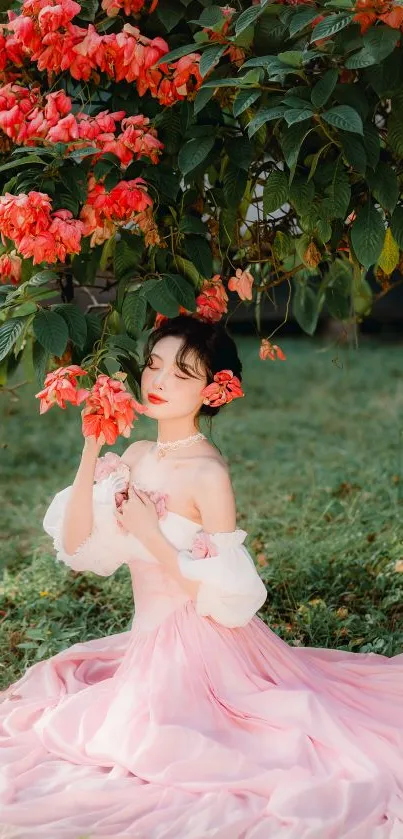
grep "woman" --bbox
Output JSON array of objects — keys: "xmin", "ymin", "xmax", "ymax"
[{"xmin": 1, "ymin": 315, "xmax": 402, "ymax": 839}]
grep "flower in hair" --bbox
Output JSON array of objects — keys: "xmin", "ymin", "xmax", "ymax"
[{"xmin": 201, "ymin": 369, "xmax": 244, "ymax": 408}]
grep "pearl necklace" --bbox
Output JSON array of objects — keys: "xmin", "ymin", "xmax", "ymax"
[{"xmin": 156, "ymin": 432, "xmax": 206, "ymax": 458}]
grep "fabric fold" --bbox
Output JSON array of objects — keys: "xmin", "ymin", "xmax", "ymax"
[{"xmin": 177, "ymin": 529, "xmax": 268, "ymax": 627}]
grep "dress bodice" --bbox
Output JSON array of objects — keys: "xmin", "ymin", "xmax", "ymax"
[{"xmin": 42, "ymin": 452, "xmax": 268, "ymax": 631}]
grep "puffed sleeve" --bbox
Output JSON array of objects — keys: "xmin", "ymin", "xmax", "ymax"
[
  {"xmin": 42, "ymin": 470, "xmax": 135, "ymax": 576},
  {"xmin": 177, "ymin": 529, "xmax": 267, "ymax": 628}
]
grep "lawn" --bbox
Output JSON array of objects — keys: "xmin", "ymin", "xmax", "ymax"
[{"xmin": 1, "ymin": 334, "xmax": 403, "ymax": 691}]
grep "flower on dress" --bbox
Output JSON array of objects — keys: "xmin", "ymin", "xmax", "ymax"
[
  {"xmin": 131, "ymin": 482, "xmax": 169, "ymax": 519},
  {"xmin": 190, "ymin": 531, "xmax": 219, "ymax": 558},
  {"xmin": 94, "ymin": 452, "xmax": 130, "ymax": 483}
]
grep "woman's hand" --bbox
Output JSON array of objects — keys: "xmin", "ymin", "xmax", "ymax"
[{"xmin": 114, "ymin": 485, "xmax": 160, "ymax": 544}]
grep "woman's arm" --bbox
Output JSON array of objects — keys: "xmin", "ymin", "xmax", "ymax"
[{"xmin": 62, "ymin": 437, "xmax": 103, "ymax": 556}]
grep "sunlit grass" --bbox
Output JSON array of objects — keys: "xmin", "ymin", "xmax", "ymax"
[{"xmin": 1, "ymin": 335, "xmax": 403, "ymax": 689}]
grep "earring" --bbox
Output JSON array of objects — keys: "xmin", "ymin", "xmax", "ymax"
[{"xmin": 203, "ymin": 397, "xmax": 210, "ymax": 405}]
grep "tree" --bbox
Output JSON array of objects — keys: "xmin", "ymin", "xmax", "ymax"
[{"xmin": 0, "ymin": 0, "xmax": 402, "ymax": 395}]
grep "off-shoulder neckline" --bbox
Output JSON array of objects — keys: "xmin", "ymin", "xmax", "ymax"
[
  {"xmin": 102, "ymin": 451, "xmax": 244, "ymax": 534},
  {"xmin": 162, "ymin": 509, "xmax": 202, "ymax": 528}
]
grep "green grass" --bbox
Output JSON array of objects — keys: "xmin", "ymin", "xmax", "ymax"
[{"xmin": 1, "ymin": 335, "xmax": 403, "ymax": 690}]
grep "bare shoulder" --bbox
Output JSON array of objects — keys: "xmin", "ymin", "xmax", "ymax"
[
  {"xmin": 192, "ymin": 447, "xmax": 237, "ymax": 529},
  {"xmin": 120, "ymin": 439, "xmax": 153, "ymax": 467},
  {"xmin": 194, "ymin": 446, "xmax": 234, "ymax": 490}
]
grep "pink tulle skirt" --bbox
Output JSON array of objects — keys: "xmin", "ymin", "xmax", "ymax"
[{"xmin": 1, "ymin": 600, "xmax": 403, "ymax": 839}]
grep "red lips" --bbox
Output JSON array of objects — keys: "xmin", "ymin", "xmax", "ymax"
[{"xmin": 148, "ymin": 393, "xmax": 168, "ymax": 404}]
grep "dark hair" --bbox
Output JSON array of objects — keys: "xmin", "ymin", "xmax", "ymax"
[{"xmin": 141, "ymin": 315, "xmax": 242, "ymax": 431}]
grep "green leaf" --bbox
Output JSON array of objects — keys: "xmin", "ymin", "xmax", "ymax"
[
  {"xmin": 179, "ymin": 216, "xmax": 207, "ymax": 235},
  {"xmin": 122, "ymin": 291, "xmax": 147, "ymax": 338},
  {"xmin": 346, "ymin": 25, "xmax": 399, "ymax": 69},
  {"xmin": 289, "ymin": 8, "xmax": 320, "ymax": 37},
  {"xmin": 278, "ymin": 50, "xmax": 304, "ymax": 68},
  {"xmin": 0, "ymin": 155, "xmax": 44, "ymax": 174},
  {"xmin": 390, "ymin": 206, "xmax": 403, "ymax": 250},
  {"xmin": 156, "ymin": 0, "xmax": 184, "ymax": 32},
  {"xmin": 155, "ymin": 43, "xmax": 207, "ymax": 66},
  {"xmin": 163, "ymin": 274, "xmax": 197, "ymax": 311},
  {"xmin": 233, "ymin": 89, "xmax": 260, "ymax": 118},
  {"xmin": 225, "ymin": 136, "xmax": 253, "ymax": 171},
  {"xmin": 352, "ymin": 273, "xmax": 373, "ymax": 316},
  {"xmin": 323, "ymin": 157, "xmax": 351, "ymax": 219},
  {"xmin": 350, "ymin": 201, "xmax": 385, "ymax": 269},
  {"xmin": 71, "ymin": 241, "xmax": 103, "ymax": 286},
  {"xmin": 223, "ymin": 164, "xmax": 248, "ymax": 206},
  {"xmin": 367, "ymin": 161, "xmax": 399, "ymax": 214},
  {"xmin": 0, "ymin": 317, "xmax": 27, "ymax": 363},
  {"xmin": 77, "ymin": 0, "xmax": 98, "ymax": 21},
  {"xmin": 199, "ymin": 45, "xmax": 226, "ymax": 77},
  {"xmin": 289, "ymin": 177, "xmax": 315, "ymax": 214},
  {"xmin": 247, "ymin": 106, "xmax": 287, "ymax": 138},
  {"xmin": 281, "ymin": 122, "xmax": 313, "ymax": 169},
  {"xmin": 194, "ymin": 86, "xmax": 214, "ymax": 115},
  {"xmin": 284, "ymin": 108, "xmax": 313, "ymax": 126},
  {"xmin": 293, "ymin": 283, "xmax": 322, "ymax": 335},
  {"xmin": 53, "ymin": 303, "xmax": 88, "ymax": 349},
  {"xmin": 183, "ymin": 236, "xmax": 213, "ymax": 277},
  {"xmin": 324, "ymin": 259, "xmax": 352, "ymax": 320},
  {"xmin": 311, "ymin": 69, "xmax": 338, "ymax": 109},
  {"xmin": 311, "ymin": 13, "xmax": 353, "ymax": 42},
  {"xmin": 28, "ymin": 270, "xmax": 58, "ymax": 287},
  {"xmin": 377, "ymin": 227, "xmax": 399, "ymax": 275},
  {"xmin": 235, "ymin": 4, "xmax": 263, "ymax": 36},
  {"xmin": 387, "ymin": 97, "xmax": 403, "ymax": 159},
  {"xmin": 142, "ymin": 279, "xmax": 179, "ymax": 318},
  {"xmin": 363, "ymin": 124, "xmax": 380, "ymax": 170},
  {"xmin": 178, "ymin": 137, "xmax": 215, "ymax": 176},
  {"xmin": 263, "ymin": 170, "xmax": 288, "ymax": 215},
  {"xmin": 32, "ymin": 310, "xmax": 69, "ymax": 357},
  {"xmin": 190, "ymin": 5, "xmax": 225, "ymax": 28},
  {"xmin": 322, "ymin": 105, "xmax": 363, "ymax": 135},
  {"xmin": 172, "ymin": 255, "xmax": 201, "ymax": 286},
  {"xmin": 32, "ymin": 339, "xmax": 50, "ymax": 388},
  {"xmin": 114, "ymin": 234, "xmax": 144, "ymax": 284},
  {"xmin": 339, "ymin": 132, "xmax": 367, "ymax": 174}
]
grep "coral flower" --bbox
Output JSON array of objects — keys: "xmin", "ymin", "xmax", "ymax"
[
  {"xmin": 35, "ymin": 365, "xmax": 89, "ymax": 414},
  {"xmin": 259, "ymin": 339, "xmax": 286, "ymax": 361},
  {"xmin": 82, "ymin": 374, "xmax": 149, "ymax": 445},
  {"xmin": 201, "ymin": 369, "xmax": 244, "ymax": 407},
  {"xmin": 228, "ymin": 268, "xmax": 254, "ymax": 301}
]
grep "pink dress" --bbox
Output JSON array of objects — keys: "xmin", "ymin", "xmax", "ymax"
[{"xmin": 1, "ymin": 452, "xmax": 403, "ymax": 839}]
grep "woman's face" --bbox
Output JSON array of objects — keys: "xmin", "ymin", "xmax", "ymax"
[{"xmin": 140, "ymin": 336, "xmax": 208, "ymax": 420}]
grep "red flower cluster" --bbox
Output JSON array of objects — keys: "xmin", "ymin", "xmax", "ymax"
[
  {"xmin": 35, "ymin": 366, "xmax": 148, "ymax": 445},
  {"xmin": 153, "ymin": 275, "xmax": 229, "ymax": 329},
  {"xmin": 0, "ymin": 191, "xmax": 84, "ymax": 264},
  {"xmin": 101, "ymin": 0, "xmax": 157, "ymax": 18},
  {"xmin": 2, "ymin": 0, "xmax": 201, "ymax": 105},
  {"xmin": 353, "ymin": 0, "xmax": 403, "ymax": 33},
  {"xmin": 81, "ymin": 373, "xmax": 148, "ymax": 445},
  {"xmin": 80, "ymin": 175, "xmax": 153, "ymax": 246},
  {"xmin": 202, "ymin": 6, "xmax": 245, "ymax": 66},
  {"xmin": 0, "ymin": 251, "xmax": 22, "ymax": 285},
  {"xmin": 0, "ymin": 85, "xmax": 163, "ymax": 169},
  {"xmin": 35, "ymin": 365, "xmax": 89, "ymax": 413}
]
